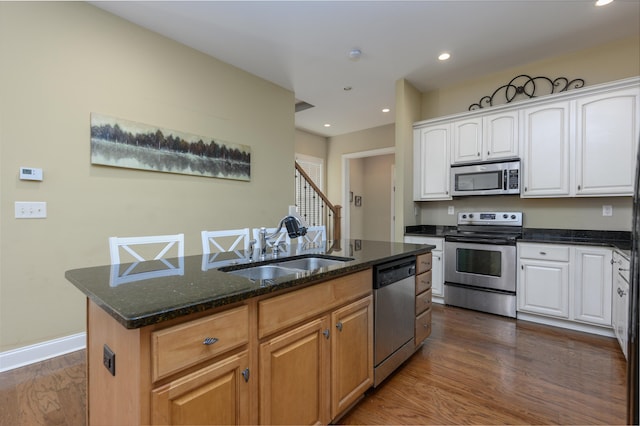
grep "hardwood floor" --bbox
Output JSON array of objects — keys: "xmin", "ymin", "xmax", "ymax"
[
  {"xmin": 0, "ymin": 350, "xmax": 85, "ymax": 426},
  {"xmin": 340, "ymin": 304, "xmax": 627, "ymax": 425},
  {"xmin": 0, "ymin": 304, "xmax": 627, "ymax": 425}
]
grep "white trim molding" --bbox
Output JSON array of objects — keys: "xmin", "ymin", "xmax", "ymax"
[{"xmin": 0, "ymin": 332, "xmax": 86, "ymax": 373}]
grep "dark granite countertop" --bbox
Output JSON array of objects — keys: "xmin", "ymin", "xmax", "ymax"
[
  {"xmin": 405, "ymin": 225, "xmax": 632, "ymax": 251},
  {"xmin": 65, "ymin": 239, "xmax": 433, "ymax": 330}
]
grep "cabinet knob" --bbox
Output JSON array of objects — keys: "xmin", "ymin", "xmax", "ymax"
[
  {"xmin": 202, "ymin": 337, "xmax": 219, "ymax": 345},
  {"xmin": 336, "ymin": 322, "xmax": 343, "ymax": 332},
  {"xmin": 487, "ymin": 151, "xmax": 490, "ymax": 156},
  {"xmin": 578, "ymin": 185, "xmax": 581, "ymax": 191},
  {"xmin": 524, "ymin": 187, "xmax": 528, "ymax": 192},
  {"xmin": 477, "ymin": 152, "xmax": 480, "ymax": 157},
  {"xmin": 323, "ymin": 329, "xmax": 330, "ymax": 339},
  {"xmin": 539, "ymin": 252, "xmax": 547, "ymax": 255},
  {"xmin": 242, "ymin": 368, "xmax": 250, "ymax": 383}
]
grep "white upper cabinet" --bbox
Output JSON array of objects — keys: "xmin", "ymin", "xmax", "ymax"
[
  {"xmin": 413, "ymin": 77, "xmax": 639, "ymax": 200},
  {"xmin": 575, "ymin": 87, "xmax": 640, "ymax": 196},
  {"xmin": 521, "ymin": 101, "xmax": 572, "ymax": 197},
  {"xmin": 413, "ymin": 125, "xmax": 451, "ymax": 200},
  {"xmin": 451, "ymin": 112, "xmax": 518, "ymax": 164}
]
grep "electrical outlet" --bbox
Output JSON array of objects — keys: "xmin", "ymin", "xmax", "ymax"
[
  {"xmin": 103, "ymin": 344, "xmax": 116, "ymax": 376},
  {"xmin": 602, "ymin": 205, "xmax": 613, "ymax": 217},
  {"xmin": 15, "ymin": 201, "xmax": 47, "ymax": 219}
]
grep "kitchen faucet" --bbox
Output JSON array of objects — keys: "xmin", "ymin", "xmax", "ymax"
[{"xmin": 258, "ymin": 215, "xmax": 308, "ymax": 258}]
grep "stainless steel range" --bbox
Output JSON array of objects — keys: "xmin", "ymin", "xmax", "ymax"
[{"xmin": 444, "ymin": 212, "xmax": 522, "ymax": 318}]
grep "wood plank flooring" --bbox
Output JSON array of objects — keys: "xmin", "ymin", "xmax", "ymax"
[
  {"xmin": 340, "ymin": 304, "xmax": 627, "ymax": 425},
  {"xmin": 0, "ymin": 304, "xmax": 626, "ymax": 425}
]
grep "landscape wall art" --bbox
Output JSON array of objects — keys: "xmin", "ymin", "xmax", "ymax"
[{"xmin": 90, "ymin": 113, "xmax": 251, "ymax": 181}]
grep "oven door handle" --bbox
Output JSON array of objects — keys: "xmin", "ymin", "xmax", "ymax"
[{"xmin": 445, "ymin": 236, "xmax": 513, "ymax": 245}]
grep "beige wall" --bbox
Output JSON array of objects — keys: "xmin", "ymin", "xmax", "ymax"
[
  {"xmin": 349, "ymin": 159, "xmax": 365, "ymax": 239},
  {"xmin": 295, "ymin": 129, "xmax": 327, "ymax": 160},
  {"xmin": 326, "ymin": 124, "xmax": 395, "ymax": 206},
  {"xmin": 0, "ymin": 3, "xmax": 294, "ymax": 351},
  {"xmin": 421, "ymin": 36, "xmax": 640, "ymax": 119},
  {"xmin": 402, "ymin": 36, "xmax": 640, "ymax": 232},
  {"xmin": 363, "ymin": 155, "xmax": 395, "ymax": 241}
]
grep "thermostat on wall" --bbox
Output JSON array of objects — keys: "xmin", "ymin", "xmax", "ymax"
[{"xmin": 19, "ymin": 167, "xmax": 43, "ymax": 181}]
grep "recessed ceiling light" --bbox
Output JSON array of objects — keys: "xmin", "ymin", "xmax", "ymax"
[
  {"xmin": 324, "ymin": 123, "xmax": 331, "ymax": 128},
  {"xmin": 438, "ymin": 52, "xmax": 451, "ymax": 61},
  {"xmin": 595, "ymin": 0, "xmax": 613, "ymax": 6},
  {"xmin": 344, "ymin": 86, "xmax": 352, "ymax": 91},
  {"xmin": 348, "ymin": 48, "xmax": 362, "ymax": 60},
  {"xmin": 382, "ymin": 108, "xmax": 390, "ymax": 113}
]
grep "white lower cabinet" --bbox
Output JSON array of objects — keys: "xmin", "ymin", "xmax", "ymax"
[
  {"xmin": 612, "ymin": 250, "xmax": 630, "ymax": 359},
  {"xmin": 404, "ymin": 236, "xmax": 444, "ymax": 300},
  {"xmin": 517, "ymin": 243, "xmax": 613, "ymax": 331}
]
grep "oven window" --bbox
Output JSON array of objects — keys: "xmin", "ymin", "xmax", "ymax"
[
  {"xmin": 456, "ymin": 248, "xmax": 502, "ymax": 277},
  {"xmin": 455, "ymin": 171, "xmax": 501, "ymax": 191}
]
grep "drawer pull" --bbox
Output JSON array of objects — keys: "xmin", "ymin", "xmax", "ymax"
[
  {"xmin": 323, "ymin": 329, "xmax": 330, "ymax": 339},
  {"xmin": 202, "ymin": 337, "xmax": 219, "ymax": 346},
  {"xmin": 423, "ymin": 323, "xmax": 429, "ymax": 328},
  {"xmin": 336, "ymin": 322, "xmax": 343, "ymax": 332},
  {"xmin": 539, "ymin": 251, "xmax": 547, "ymax": 255},
  {"xmin": 242, "ymin": 368, "xmax": 250, "ymax": 383}
]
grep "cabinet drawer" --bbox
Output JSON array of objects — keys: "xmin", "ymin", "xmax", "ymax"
[
  {"xmin": 416, "ymin": 270, "xmax": 432, "ymax": 294},
  {"xmin": 415, "ymin": 309, "xmax": 432, "ymax": 344},
  {"xmin": 152, "ymin": 305, "xmax": 249, "ymax": 381},
  {"xmin": 416, "ymin": 253, "xmax": 432, "ymax": 274},
  {"xmin": 519, "ymin": 244, "xmax": 570, "ymax": 261},
  {"xmin": 415, "ymin": 289, "xmax": 432, "ymax": 315},
  {"xmin": 258, "ymin": 269, "xmax": 372, "ymax": 339}
]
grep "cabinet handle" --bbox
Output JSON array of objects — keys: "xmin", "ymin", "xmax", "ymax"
[
  {"xmin": 336, "ymin": 322, "xmax": 343, "ymax": 332},
  {"xmin": 521, "ymin": 265, "xmax": 524, "ymax": 270},
  {"xmin": 435, "ymin": 255, "xmax": 441, "ymax": 260},
  {"xmin": 539, "ymin": 252, "xmax": 547, "ymax": 255},
  {"xmin": 477, "ymin": 152, "xmax": 480, "ymax": 157},
  {"xmin": 578, "ymin": 185, "xmax": 581, "ymax": 191},
  {"xmin": 524, "ymin": 187, "xmax": 528, "ymax": 192},
  {"xmin": 323, "ymin": 329, "xmax": 330, "ymax": 339},
  {"xmin": 202, "ymin": 337, "xmax": 219, "ymax": 345},
  {"xmin": 242, "ymin": 368, "xmax": 250, "ymax": 383},
  {"xmin": 487, "ymin": 151, "xmax": 490, "ymax": 156}
]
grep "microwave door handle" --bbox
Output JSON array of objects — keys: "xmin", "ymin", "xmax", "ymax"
[{"xmin": 503, "ymin": 170, "xmax": 507, "ymax": 190}]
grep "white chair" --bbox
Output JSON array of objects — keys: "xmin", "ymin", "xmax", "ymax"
[
  {"xmin": 201, "ymin": 228, "xmax": 251, "ymax": 254},
  {"xmin": 201, "ymin": 228, "xmax": 252, "ymax": 270},
  {"xmin": 298, "ymin": 225, "xmax": 326, "ymax": 245},
  {"xmin": 108, "ymin": 233, "xmax": 184, "ymax": 286},
  {"xmin": 252, "ymin": 227, "xmax": 291, "ymax": 250}
]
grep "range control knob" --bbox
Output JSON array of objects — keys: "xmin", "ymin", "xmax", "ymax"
[
  {"xmin": 469, "ymin": 214, "xmax": 474, "ymax": 219},
  {"xmin": 461, "ymin": 214, "xmax": 467, "ymax": 219},
  {"xmin": 511, "ymin": 214, "xmax": 517, "ymax": 219},
  {"xmin": 503, "ymin": 214, "xmax": 508, "ymax": 219}
]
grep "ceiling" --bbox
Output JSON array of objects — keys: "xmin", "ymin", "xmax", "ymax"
[{"xmin": 91, "ymin": 1, "xmax": 639, "ymax": 138}]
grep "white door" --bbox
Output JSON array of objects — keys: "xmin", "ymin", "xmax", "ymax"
[{"xmin": 414, "ymin": 125, "xmax": 451, "ymax": 200}]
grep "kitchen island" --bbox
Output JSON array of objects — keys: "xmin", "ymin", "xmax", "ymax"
[{"xmin": 66, "ymin": 239, "xmax": 433, "ymax": 425}]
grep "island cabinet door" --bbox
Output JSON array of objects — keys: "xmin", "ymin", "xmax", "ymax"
[
  {"xmin": 151, "ymin": 351, "xmax": 250, "ymax": 425},
  {"xmin": 259, "ymin": 317, "xmax": 331, "ymax": 425},
  {"xmin": 331, "ymin": 295, "xmax": 374, "ymax": 420}
]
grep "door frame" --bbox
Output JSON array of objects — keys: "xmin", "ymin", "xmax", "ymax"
[{"xmin": 341, "ymin": 147, "xmax": 395, "ymax": 242}]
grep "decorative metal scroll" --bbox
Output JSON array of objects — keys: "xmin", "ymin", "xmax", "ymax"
[{"xmin": 468, "ymin": 75, "xmax": 585, "ymax": 110}]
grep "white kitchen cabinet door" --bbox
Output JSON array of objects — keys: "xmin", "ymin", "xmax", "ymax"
[
  {"xmin": 518, "ymin": 258, "xmax": 570, "ymax": 318},
  {"xmin": 452, "ymin": 117, "xmax": 482, "ymax": 164},
  {"xmin": 613, "ymin": 274, "xmax": 629, "ymax": 359},
  {"xmin": 574, "ymin": 247, "xmax": 613, "ymax": 326},
  {"xmin": 413, "ymin": 125, "xmax": 451, "ymax": 200},
  {"xmin": 575, "ymin": 87, "xmax": 640, "ymax": 196},
  {"xmin": 521, "ymin": 101, "xmax": 572, "ymax": 197},
  {"xmin": 573, "ymin": 247, "xmax": 613, "ymax": 326},
  {"xmin": 484, "ymin": 110, "xmax": 519, "ymax": 161}
]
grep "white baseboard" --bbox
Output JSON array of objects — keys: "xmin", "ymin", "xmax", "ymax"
[{"xmin": 0, "ymin": 332, "xmax": 86, "ymax": 373}]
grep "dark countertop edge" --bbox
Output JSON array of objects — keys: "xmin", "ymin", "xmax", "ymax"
[
  {"xmin": 405, "ymin": 225, "xmax": 631, "ymax": 251},
  {"xmin": 71, "ymin": 244, "xmax": 433, "ymax": 330}
]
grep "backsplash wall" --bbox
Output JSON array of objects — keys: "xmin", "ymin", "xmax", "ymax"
[{"xmin": 417, "ymin": 196, "xmax": 632, "ymax": 231}]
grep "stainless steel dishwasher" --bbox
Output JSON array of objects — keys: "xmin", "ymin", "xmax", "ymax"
[{"xmin": 373, "ymin": 256, "xmax": 416, "ymax": 387}]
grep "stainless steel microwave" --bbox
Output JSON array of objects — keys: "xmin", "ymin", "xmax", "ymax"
[{"xmin": 450, "ymin": 159, "xmax": 520, "ymax": 196}]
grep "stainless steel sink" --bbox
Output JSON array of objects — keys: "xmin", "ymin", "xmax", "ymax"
[
  {"xmin": 222, "ymin": 255, "xmax": 353, "ymax": 282},
  {"xmin": 274, "ymin": 257, "xmax": 348, "ymax": 270},
  {"xmin": 226, "ymin": 265, "xmax": 300, "ymax": 280}
]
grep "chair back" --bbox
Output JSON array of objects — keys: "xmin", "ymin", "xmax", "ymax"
[
  {"xmin": 299, "ymin": 226, "xmax": 326, "ymax": 245},
  {"xmin": 108, "ymin": 233, "xmax": 184, "ymax": 286},
  {"xmin": 201, "ymin": 228, "xmax": 251, "ymax": 254}
]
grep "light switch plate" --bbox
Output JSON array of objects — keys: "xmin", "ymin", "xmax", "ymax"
[
  {"xmin": 15, "ymin": 202, "xmax": 47, "ymax": 219},
  {"xmin": 602, "ymin": 205, "xmax": 613, "ymax": 217},
  {"xmin": 448, "ymin": 206, "xmax": 455, "ymax": 215}
]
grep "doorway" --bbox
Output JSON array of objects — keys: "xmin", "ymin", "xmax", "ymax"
[{"xmin": 342, "ymin": 148, "xmax": 395, "ymax": 241}]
